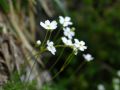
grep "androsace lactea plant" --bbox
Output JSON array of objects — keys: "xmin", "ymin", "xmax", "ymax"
[{"xmin": 35, "ymin": 16, "xmax": 94, "ymax": 80}]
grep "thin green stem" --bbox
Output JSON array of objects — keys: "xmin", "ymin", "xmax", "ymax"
[
  {"xmin": 55, "ymin": 38, "xmax": 61, "ymax": 45},
  {"xmin": 63, "ymin": 53, "xmax": 74, "ymax": 69},
  {"xmin": 64, "ymin": 52, "xmax": 74, "ymax": 65},
  {"xmin": 60, "ymin": 52, "xmax": 74, "ymax": 72},
  {"xmin": 51, "ymin": 52, "xmax": 74, "ymax": 80},
  {"xmin": 48, "ymin": 31, "xmax": 52, "ymax": 40},
  {"xmin": 41, "ymin": 30, "xmax": 49, "ymax": 47},
  {"xmin": 51, "ymin": 70, "xmax": 61, "ymax": 80},
  {"xmin": 55, "ymin": 45, "xmax": 68, "ymax": 48},
  {"xmin": 49, "ymin": 47, "xmax": 65, "ymax": 71},
  {"xmin": 70, "ymin": 61, "xmax": 86, "ymax": 78},
  {"xmin": 40, "ymin": 45, "xmax": 67, "ymax": 68},
  {"xmin": 53, "ymin": 27, "xmax": 63, "ymax": 41}
]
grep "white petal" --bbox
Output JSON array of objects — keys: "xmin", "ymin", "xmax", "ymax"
[
  {"xmin": 67, "ymin": 39, "xmax": 73, "ymax": 46},
  {"xmin": 61, "ymin": 37, "xmax": 73, "ymax": 46},
  {"xmin": 66, "ymin": 27, "xmax": 70, "ymax": 31},
  {"xmin": 45, "ymin": 20, "xmax": 50, "ymax": 25},
  {"xmin": 71, "ymin": 32, "xmax": 75, "ymax": 36},
  {"xmin": 61, "ymin": 37, "xmax": 67, "ymax": 44},
  {"xmin": 47, "ymin": 46, "xmax": 56, "ymax": 55},
  {"xmin": 79, "ymin": 47, "xmax": 85, "ymax": 51},
  {"xmin": 51, "ymin": 47, "xmax": 56, "ymax": 55},
  {"xmin": 74, "ymin": 39, "xmax": 79, "ymax": 43},
  {"xmin": 68, "ymin": 22, "xmax": 73, "ymax": 25},
  {"xmin": 80, "ymin": 41, "xmax": 85, "ymax": 45},
  {"xmin": 83, "ymin": 54, "xmax": 94, "ymax": 61},
  {"xmin": 47, "ymin": 40, "xmax": 54, "ymax": 46},
  {"xmin": 59, "ymin": 16, "xmax": 64, "ymax": 24},
  {"xmin": 63, "ymin": 22, "xmax": 69, "ymax": 27},
  {"xmin": 47, "ymin": 40, "xmax": 50, "ymax": 45},
  {"xmin": 50, "ymin": 21, "xmax": 57, "ymax": 30},
  {"xmin": 40, "ymin": 22, "xmax": 47, "ymax": 29},
  {"xmin": 65, "ymin": 16, "xmax": 71, "ymax": 21},
  {"xmin": 47, "ymin": 46, "xmax": 51, "ymax": 53},
  {"xmin": 68, "ymin": 35, "xmax": 72, "ymax": 39},
  {"xmin": 79, "ymin": 46, "xmax": 87, "ymax": 51},
  {"xmin": 74, "ymin": 39, "xmax": 80, "ymax": 47},
  {"xmin": 47, "ymin": 40, "xmax": 56, "ymax": 55},
  {"xmin": 63, "ymin": 27, "xmax": 75, "ymax": 39},
  {"xmin": 51, "ymin": 21, "xmax": 57, "ymax": 26}
]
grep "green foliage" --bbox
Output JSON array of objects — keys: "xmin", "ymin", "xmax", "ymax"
[
  {"xmin": 42, "ymin": 84, "xmax": 66, "ymax": 90},
  {"xmin": 42, "ymin": 78, "xmax": 70, "ymax": 90},
  {"xmin": 0, "ymin": 0, "xmax": 9, "ymax": 13},
  {"xmin": 52, "ymin": 0, "xmax": 120, "ymax": 90},
  {"xmin": 2, "ymin": 73, "xmax": 37, "ymax": 90}
]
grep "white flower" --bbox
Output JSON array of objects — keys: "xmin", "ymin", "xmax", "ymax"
[
  {"xmin": 113, "ymin": 85, "xmax": 119, "ymax": 90},
  {"xmin": 113, "ymin": 78, "xmax": 120, "ymax": 90},
  {"xmin": 61, "ymin": 37, "xmax": 87, "ymax": 55},
  {"xmin": 36, "ymin": 40, "xmax": 41, "ymax": 45},
  {"xmin": 83, "ymin": 54, "xmax": 94, "ymax": 61},
  {"xmin": 97, "ymin": 84, "xmax": 105, "ymax": 90},
  {"xmin": 47, "ymin": 40, "xmax": 56, "ymax": 55},
  {"xmin": 113, "ymin": 78, "xmax": 120, "ymax": 84},
  {"xmin": 61, "ymin": 37, "xmax": 73, "ymax": 46},
  {"xmin": 74, "ymin": 39, "xmax": 87, "ymax": 51},
  {"xmin": 40, "ymin": 20, "xmax": 57, "ymax": 30},
  {"xmin": 117, "ymin": 70, "xmax": 120, "ymax": 77},
  {"xmin": 59, "ymin": 16, "xmax": 73, "ymax": 27},
  {"xmin": 61, "ymin": 37, "xmax": 78, "ymax": 55},
  {"xmin": 63, "ymin": 27, "xmax": 75, "ymax": 39}
]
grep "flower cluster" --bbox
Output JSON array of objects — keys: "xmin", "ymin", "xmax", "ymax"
[
  {"xmin": 37, "ymin": 16, "xmax": 94, "ymax": 61},
  {"xmin": 97, "ymin": 84, "xmax": 105, "ymax": 90},
  {"xmin": 59, "ymin": 16, "xmax": 73, "ymax": 27},
  {"xmin": 61, "ymin": 37, "xmax": 87, "ymax": 55}
]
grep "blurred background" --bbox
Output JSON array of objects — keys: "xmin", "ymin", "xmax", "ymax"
[{"xmin": 0, "ymin": 0, "xmax": 120, "ymax": 90}]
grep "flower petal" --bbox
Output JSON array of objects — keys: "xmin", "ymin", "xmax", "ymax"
[{"xmin": 40, "ymin": 22, "xmax": 47, "ymax": 29}]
